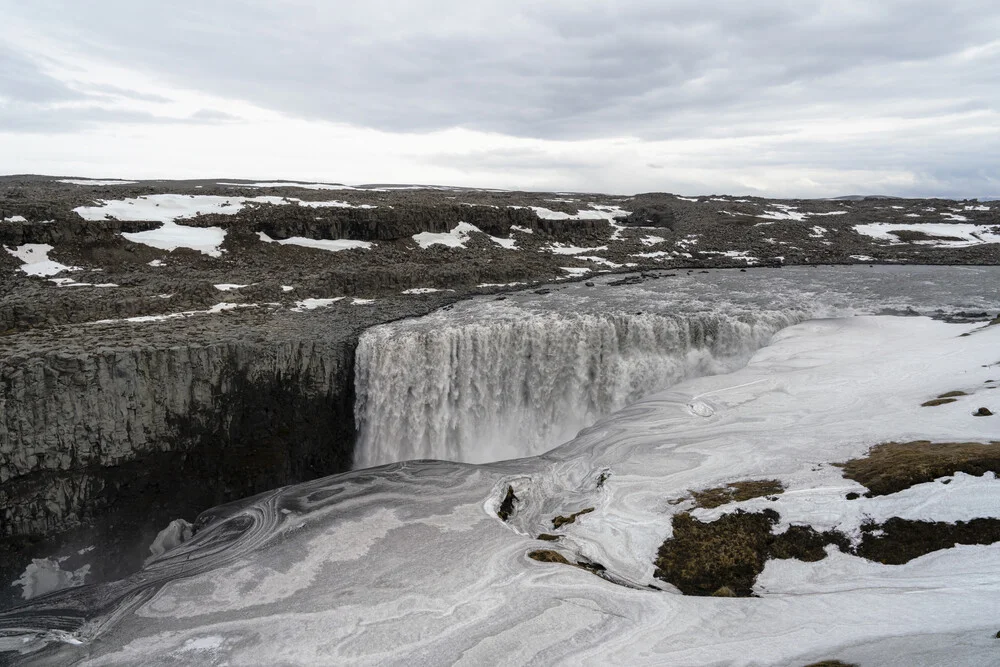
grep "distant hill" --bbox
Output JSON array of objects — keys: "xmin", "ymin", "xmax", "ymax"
[{"xmin": 831, "ymin": 195, "xmax": 905, "ymax": 201}]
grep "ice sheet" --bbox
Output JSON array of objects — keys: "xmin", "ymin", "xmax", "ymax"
[{"xmin": 8, "ymin": 314, "xmax": 999, "ymax": 665}]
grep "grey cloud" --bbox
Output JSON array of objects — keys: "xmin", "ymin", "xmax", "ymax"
[
  {"xmin": 0, "ymin": 46, "xmax": 83, "ymax": 103},
  {"xmin": 1, "ymin": 1, "xmax": 998, "ymax": 198},
  {"xmin": 82, "ymin": 83, "xmax": 173, "ymax": 104},
  {"xmin": 188, "ymin": 108, "xmax": 239, "ymax": 122},
  {"xmin": 0, "ymin": 104, "xmax": 236, "ymax": 134},
  {"xmin": 5, "ymin": 0, "xmax": 997, "ymax": 140}
]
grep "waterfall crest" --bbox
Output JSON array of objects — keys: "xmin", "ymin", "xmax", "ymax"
[{"xmin": 354, "ymin": 308, "xmax": 804, "ymax": 467}]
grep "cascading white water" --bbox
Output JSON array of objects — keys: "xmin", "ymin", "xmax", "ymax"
[{"xmin": 354, "ymin": 308, "xmax": 804, "ymax": 467}]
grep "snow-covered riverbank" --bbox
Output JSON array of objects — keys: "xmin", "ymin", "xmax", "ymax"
[{"xmin": 4, "ymin": 313, "xmax": 998, "ymax": 666}]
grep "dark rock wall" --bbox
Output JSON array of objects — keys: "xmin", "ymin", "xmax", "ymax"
[{"xmin": 0, "ymin": 336, "xmax": 357, "ymax": 603}]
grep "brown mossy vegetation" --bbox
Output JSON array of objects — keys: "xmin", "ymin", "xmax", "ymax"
[
  {"xmin": 803, "ymin": 661, "xmax": 858, "ymax": 667},
  {"xmin": 920, "ymin": 398, "xmax": 957, "ymax": 408},
  {"xmin": 856, "ymin": 517, "xmax": 1000, "ymax": 564},
  {"xmin": 837, "ymin": 440, "xmax": 1000, "ymax": 496},
  {"xmin": 690, "ymin": 479, "xmax": 785, "ymax": 509},
  {"xmin": 653, "ymin": 455, "xmax": 1000, "ymax": 596},
  {"xmin": 653, "ymin": 509, "xmax": 848, "ymax": 596},
  {"xmin": 921, "ymin": 397, "xmax": 957, "ymax": 406},
  {"xmin": 921, "ymin": 390, "xmax": 969, "ymax": 407},
  {"xmin": 552, "ymin": 507, "xmax": 594, "ymax": 529},
  {"xmin": 528, "ymin": 549, "xmax": 570, "ymax": 564},
  {"xmin": 536, "ymin": 533, "xmax": 560, "ymax": 541},
  {"xmin": 654, "ymin": 507, "xmax": 1000, "ymax": 596},
  {"xmin": 527, "ymin": 549, "xmax": 610, "ymax": 579}
]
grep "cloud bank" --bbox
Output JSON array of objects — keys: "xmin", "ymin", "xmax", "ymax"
[{"xmin": 1, "ymin": 0, "xmax": 997, "ymax": 197}]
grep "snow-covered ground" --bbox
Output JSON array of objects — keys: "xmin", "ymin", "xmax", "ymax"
[
  {"xmin": 92, "ymin": 302, "xmax": 253, "ymax": 324},
  {"xmin": 216, "ymin": 181, "xmax": 356, "ymax": 190},
  {"xmin": 412, "ymin": 222, "xmax": 517, "ymax": 249},
  {"xmin": 855, "ymin": 223, "xmax": 1000, "ymax": 247},
  {"xmin": 4, "ymin": 243, "xmax": 80, "ymax": 276},
  {"xmin": 758, "ymin": 204, "xmax": 848, "ymax": 222},
  {"xmin": 8, "ymin": 312, "xmax": 998, "ymax": 665},
  {"xmin": 545, "ymin": 243, "xmax": 609, "ymax": 255},
  {"xmin": 58, "ymin": 179, "xmax": 138, "ymax": 186},
  {"xmin": 73, "ymin": 194, "xmax": 377, "ymax": 256},
  {"xmin": 257, "ymin": 231, "xmax": 372, "ymax": 252}
]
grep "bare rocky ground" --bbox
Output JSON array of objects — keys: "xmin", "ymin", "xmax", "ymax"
[{"xmin": 1, "ymin": 175, "xmax": 998, "ymax": 609}]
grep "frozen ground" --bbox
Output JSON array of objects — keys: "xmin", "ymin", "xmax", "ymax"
[
  {"xmin": 855, "ymin": 222, "xmax": 1000, "ymax": 248},
  {"xmin": 3, "ymin": 310, "xmax": 999, "ymax": 665}
]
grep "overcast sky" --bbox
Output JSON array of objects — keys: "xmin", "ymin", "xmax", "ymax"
[{"xmin": 1, "ymin": 1, "xmax": 997, "ymax": 197}]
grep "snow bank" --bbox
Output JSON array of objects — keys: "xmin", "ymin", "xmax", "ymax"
[
  {"xmin": 544, "ymin": 243, "xmax": 609, "ymax": 255},
  {"xmin": 4, "ymin": 243, "xmax": 79, "ymax": 276},
  {"xmin": 217, "ymin": 181, "xmax": 356, "ymax": 190},
  {"xmin": 257, "ymin": 232, "xmax": 372, "ymax": 252},
  {"xmin": 58, "ymin": 179, "xmax": 137, "ymax": 185},
  {"xmin": 93, "ymin": 302, "xmax": 251, "ymax": 325},
  {"xmin": 855, "ymin": 223, "xmax": 1000, "ymax": 248},
  {"xmin": 412, "ymin": 221, "xmax": 482, "ymax": 249},
  {"xmin": 291, "ymin": 297, "xmax": 345, "ymax": 312}
]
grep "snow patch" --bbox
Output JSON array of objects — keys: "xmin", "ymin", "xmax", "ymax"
[
  {"xmin": 48, "ymin": 278, "xmax": 118, "ymax": 288},
  {"xmin": 854, "ymin": 223, "xmax": 1000, "ymax": 248},
  {"xmin": 58, "ymin": 179, "xmax": 137, "ymax": 185},
  {"xmin": 413, "ymin": 222, "xmax": 483, "ymax": 249},
  {"xmin": 291, "ymin": 297, "xmax": 345, "ymax": 312},
  {"xmin": 217, "ymin": 181, "xmax": 357, "ymax": 190},
  {"xmin": 402, "ymin": 288, "xmax": 454, "ymax": 295},
  {"xmin": 257, "ymin": 232, "xmax": 372, "ymax": 252},
  {"xmin": 94, "ymin": 302, "xmax": 251, "ymax": 324},
  {"xmin": 4, "ymin": 243, "xmax": 80, "ymax": 276},
  {"xmin": 544, "ymin": 243, "xmax": 609, "ymax": 256}
]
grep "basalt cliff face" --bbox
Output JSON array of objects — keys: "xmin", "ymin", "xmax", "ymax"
[
  {"xmin": 0, "ymin": 298, "xmax": 454, "ymax": 608},
  {"xmin": 1, "ymin": 338, "xmax": 355, "ymax": 538}
]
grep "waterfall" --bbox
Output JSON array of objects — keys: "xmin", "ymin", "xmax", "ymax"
[{"xmin": 354, "ymin": 308, "xmax": 806, "ymax": 467}]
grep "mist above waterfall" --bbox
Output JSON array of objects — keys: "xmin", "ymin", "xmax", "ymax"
[{"xmin": 355, "ymin": 309, "xmax": 802, "ymax": 466}]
